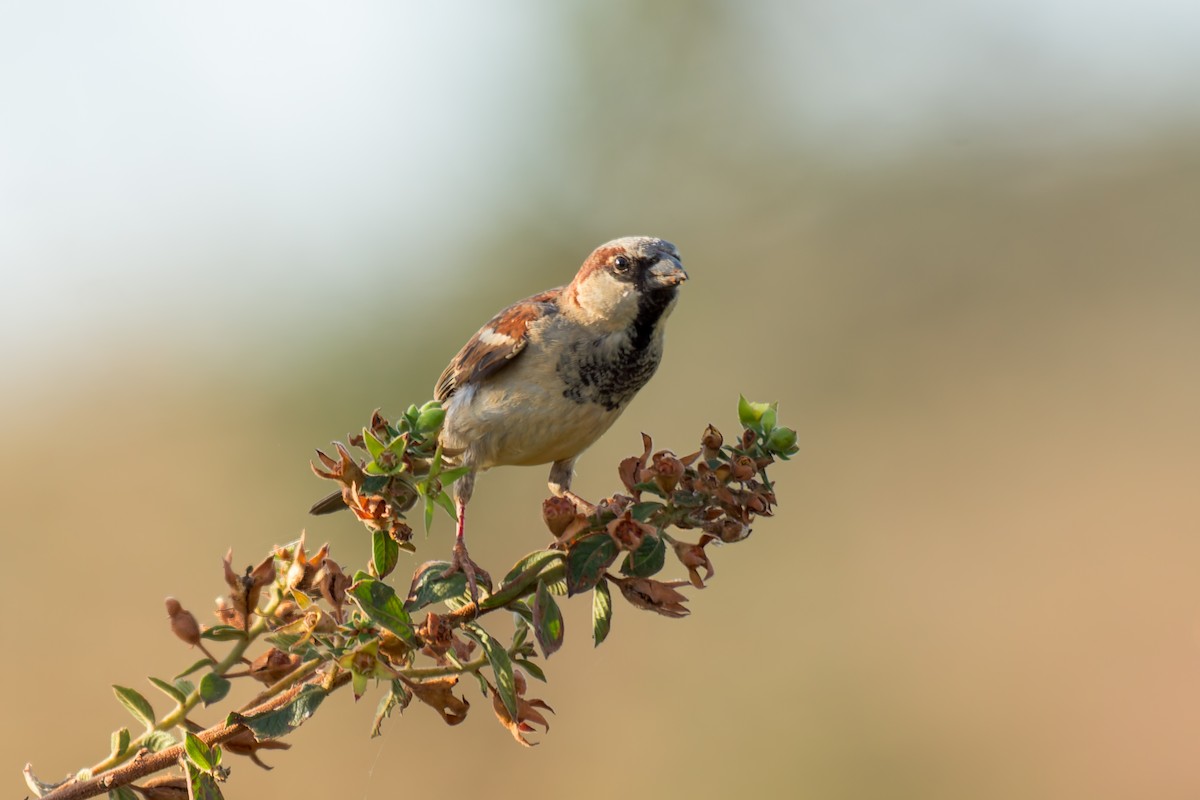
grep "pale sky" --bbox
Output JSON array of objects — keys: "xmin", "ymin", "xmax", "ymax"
[{"xmin": 2, "ymin": 0, "xmax": 1197, "ymax": 369}]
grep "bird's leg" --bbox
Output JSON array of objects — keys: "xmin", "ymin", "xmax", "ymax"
[{"xmin": 440, "ymin": 472, "xmax": 490, "ymax": 605}]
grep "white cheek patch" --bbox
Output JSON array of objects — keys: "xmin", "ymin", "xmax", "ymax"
[
  {"xmin": 478, "ymin": 326, "xmax": 516, "ymax": 346},
  {"xmin": 576, "ymin": 272, "xmax": 639, "ymax": 327}
]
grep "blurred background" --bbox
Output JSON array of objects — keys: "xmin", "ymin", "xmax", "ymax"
[{"xmin": 3, "ymin": 1, "xmax": 1199, "ymax": 798}]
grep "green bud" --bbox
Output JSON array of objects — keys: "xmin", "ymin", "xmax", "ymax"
[
  {"xmin": 415, "ymin": 405, "xmax": 445, "ymax": 434},
  {"xmin": 767, "ymin": 426, "xmax": 798, "ymax": 453},
  {"xmin": 737, "ymin": 395, "xmax": 776, "ymax": 431}
]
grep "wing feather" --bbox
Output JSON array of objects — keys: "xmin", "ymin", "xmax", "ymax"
[{"xmin": 434, "ymin": 288, "xmax": 561, "ymax": 401}]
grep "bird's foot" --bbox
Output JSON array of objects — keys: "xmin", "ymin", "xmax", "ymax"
[{"xmin": 441, "ymin": 541, "xmax": 492, "ymax": 607}]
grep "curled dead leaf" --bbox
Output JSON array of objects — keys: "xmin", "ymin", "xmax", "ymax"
[
  {"xmin": 222, "ymin": 727, "xmax": 292, "ymax": 770},
  {"xmin": 671, "ymin": 536, "xmax": 716, "ymax": 588},
  {"xmin": 408, "ymin": 675, "xmax": 470, "ymax": 725},
  {"xmin": 614, "ymin": 576, "xmax": 691, "ymax": 618},
  {"xmin": 490, "ymin": 678, "xmax": 554, "ymax": 747}
]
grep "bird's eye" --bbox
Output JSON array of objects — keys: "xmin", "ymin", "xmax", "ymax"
[{"xmin": 612, "ymin": 255, "xmax": 631, "ymax": 272}]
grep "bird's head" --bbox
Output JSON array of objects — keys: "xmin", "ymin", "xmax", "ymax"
[{"xmin": 567, "ymin": 236, "xmax": 687, "ymax": 331}]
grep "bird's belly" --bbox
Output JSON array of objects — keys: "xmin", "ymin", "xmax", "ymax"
[
  {"xmin": 486, "ymin": 400, "xmax": 619, "ymax": 466},
  {"xmin": 442, "ymin": 371, "xmax": 623, "ymax": 470}
]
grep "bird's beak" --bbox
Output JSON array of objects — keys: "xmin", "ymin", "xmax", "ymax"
[{"xmin": 647, "ymin": 255, "xmax": 688, "ymax": 288}]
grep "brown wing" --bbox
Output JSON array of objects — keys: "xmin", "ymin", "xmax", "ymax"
[{"xmin": 434, "ymin": 288, "xmax": 561, "ymax": 402}]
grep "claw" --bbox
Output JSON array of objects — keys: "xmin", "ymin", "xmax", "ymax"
[
  {"xmin": 441, "ymin": 541, "xmax": 491, "ymax": 606},
  {"xmin": 441, "ymin": 498, "xmax": 491, "ymax": 607}
]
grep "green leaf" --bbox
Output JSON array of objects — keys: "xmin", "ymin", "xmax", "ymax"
[
  {"xmin": 630, "ymin": 501, "xmax": 665, "ymax": 521},
  {"xmin": 404, "ymin": 561, "xmax": 474, "ymax": 610},
  {"xmin": 511, "ymin": 617, "xmax": 530, "ymax": 651},
  {"xmin": 510, "ymin": 600, "xmax": 535, "ymax": 628},
  {"xmin": 200, "ymin": 625, "xmax": 246, "ymax": 642},
  {"xmin": 265, "ymin": 629, "xmax": 310, "ymax": 653},
  {"xmin": 593, "ymin": 578, "xmax": 613, "ymax": 647},
  {"xmin": 632, "ymin": 480, "xmax": 666, "ymax": 497},
  {"xmin": 109, "ymin": 727, "xmax": 131, "ymax": 759},
  {"xmin": 175, "ymin": 678, "xmax": 196, "ymax": 697},
  {"xmin": 462, "ymin": 624, "xmax": 518, "ymax": 723},
  {"xmin": 386, "ymin": 432, "xmax": 409, "ymax": 456},
  {"xmin": 112, "ymin": 685, "xmax": 155, "ymax": 729},
  {"xmin": 199, "ymin": 672, "xmax": 231, "ymax": 706},
  {"xmin": 227, "ymin": 683, "xmax": 327, "ymax": 740},
  {"xmin": 360, "ymin": 474, "xmax": 390, "ymax": 495},
  {"xmin": 433, "ymin": 488, "xmax": 457, "ymax": 519},
  {"xmin": 532, "ymin": 580, "xmax": 564, "ymax": 659},
  {"xmin": 371, "ymin": 680, "xmax": 411, "ymax": 738},
  {"xmin": 500, "ymin": 549, "xmax": 564, "ymax": 588},
  {"xmin": 423, "ymin": 494, "xmax": 434, "ymax": 532},
  {"xmin": 184, "ymin": 731, "xmax": 217, "ymax": 772},
  {"xmin": 183, "ymin": 759, "xmax": 224, "ymax": 800},
  {"xmin": 142, "ymin": 730, "xmax": 176, "ymax": 752},
  {"xmin": 372, "ymin": 529, "xmax": 400, "ymax": 579},
  {"xmin": 438, "ymin": 465, "xmax": 471, "ymax": 486},
  {"xmin": 760, "ymin": 405, "xmax": 777, "ymax": 433},
  {"xmin": 362, "ymin": 428, "xmax": 386, "ymax": 461},
  {"xmin": 514, "ymin": 658, "xmax": 547, "ymax": 682},
  {"xmin": 480, "ymin": 552, "xmax": 566, "ymax": 611},
  {"xmin": 147, "ymin": 677, "xmax": 188, "ymax": 705},
  {"xmin": 108, "ymin": 786, "xmax": 139, "ymax": 800},
  {"xmin": 175, "ymin": 658, "xmax": 214, "ymax": 679},
  {"xmin": 348, "ymin": 574, "xmax": 419, "ymax": 645},
  {"xmin": 564, "ymin": 533, "xmax": 618, "ymax": 596},
  {"xmin": 620, "ymin": 534, "xmax": 667, "ymax": 578}
]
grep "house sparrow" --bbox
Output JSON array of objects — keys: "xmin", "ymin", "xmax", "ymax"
[{"xmin": 314, "ymin": 236, "xmax": 687, "ymax": 600}]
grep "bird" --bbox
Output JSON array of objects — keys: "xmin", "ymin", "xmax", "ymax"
[{"xmin": 314, "ymin": 236, "xmax": 687, "ymax": 600}]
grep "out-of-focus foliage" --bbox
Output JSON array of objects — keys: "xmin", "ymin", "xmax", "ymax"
[{"xmin": 5, "ymin": 2, "xmax": 1200, "ymax": 799}]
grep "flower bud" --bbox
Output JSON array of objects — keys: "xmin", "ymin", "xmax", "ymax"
[
  {"xmin": 542, "ymin": 495, "xmax": 577, "ymax": 537},
  {"xmin": 650, "ymin": 450, "xmax": 685, "ymax": 494},
  {"xmin": 415, "ymin": 403, "xmax": 446, "ymax": 434},
  {"xmin": 606, "ymin": 511, "xmax": 652, "ymax": 552},
  {"xmin": 165, "ymin": 597, "xmax": 201, "ymax": 646},
  {"xmin": 314, "ymin": 558, "xmax": 350, "ymax": 618},
  {"xmin": 767, "ymin": 426, "xmax": 798, "ymax": 453},
  {"xmin": 247, "ymin": 648, "xmax": 302, "ymax": 684},
  {"xmin": 596, "ymin": 493, "xmax": 632, "ymax": 517},
  {"xmin": 389, "ymin": 521, "xmax": 414, "ymax": 544},
  {"xmin": 705, "ymin": 516, "xmax": 750, "ymax": 543},
  {"xmin": 701, "ymin": 424, "xmax": 724, "ymax": 459},
  {"xmin": 273, "ymin": 600, "xmax": 302, "ymax": 625},
  {"xmin": 729, "ymin": 454, "xmax": 757, "ymax": 482},
  {"xmin": 379, "ymin": 629, "xmax": 414, "ymax": 662}
]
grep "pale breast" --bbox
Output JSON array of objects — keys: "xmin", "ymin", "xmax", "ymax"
[{"xmin": 440, "ymin": 332, "xmax": 625, "ymax": 470}]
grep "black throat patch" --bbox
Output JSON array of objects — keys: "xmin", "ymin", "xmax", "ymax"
[{"xmin": 557, "ymin": 287, "xmax": 676, "ymax": 411}]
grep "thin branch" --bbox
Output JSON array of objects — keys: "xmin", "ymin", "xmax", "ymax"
[{"xmin": 39, "ymin": 673, "xmax": 351, "ymax": 800}]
